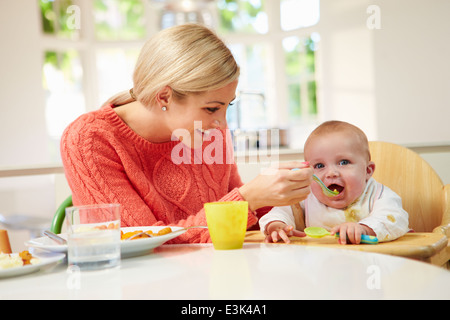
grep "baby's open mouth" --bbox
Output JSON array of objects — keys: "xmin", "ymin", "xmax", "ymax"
[{"xmin": 327, "ymin": 184, "xmax": 344, "ymax": 194}]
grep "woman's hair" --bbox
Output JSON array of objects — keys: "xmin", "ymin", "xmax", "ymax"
[{"xmin": 103, "ymin": 23, "xmax": 240, "ymax": 108}]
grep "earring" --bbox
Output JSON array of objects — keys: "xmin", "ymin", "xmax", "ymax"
[{"xmin": 161, "ymin": 106, "xmax": 167, "ymax": 111}]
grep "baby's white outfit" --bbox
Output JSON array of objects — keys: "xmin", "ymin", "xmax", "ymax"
[{"xmin": 259, "ymin": 178, "xmax": 409, "ymax": 242}]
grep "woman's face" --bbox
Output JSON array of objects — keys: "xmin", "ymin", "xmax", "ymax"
[
  {"xmin": 165, "ymin": 80, "xmax": 238, "ymax": 149},
  {"xmin": 305, "ymin": 131, "xmax": 375, "ymax": 209}
]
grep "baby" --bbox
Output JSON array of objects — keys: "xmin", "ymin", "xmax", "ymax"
[{"xmin": 259, "ymin": 120, "xmax": 409, "ymax": 244}]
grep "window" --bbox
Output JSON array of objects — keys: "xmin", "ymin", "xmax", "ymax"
[
  {"xmin": 42, "ymin": 50, "xmax": 85, "ymax": 139},
  {"xmin": 280, "ymin": 0, "xmax": 320, "ymax": 31},
  {"xmin": 283, "ymin": 33, "xmax": 320, "ymax": 121},
  {"xmin": 218, "ymin": 0, "xmax": 268, "ymax": 34},
  {"xmin": 38, "ymin": 0, "xmax": 320, "ymax": 157},
  {"xmin": 40, "ymin": 0, "xmax": 85, "ymax": 159},
  {"xmin": 219, "ymin": 0, "xmax": 320, "ymax": 149},
  {"xmin": 94, "ymin": 0, "xmax": 146, "ymax": 41},
  {"xmin": 227, "ymin": 43, "xmax": 268, "ymax": 131},
  {"xmin": 39, "ymin": 0, "xmax": 80, "ymax": 39}
]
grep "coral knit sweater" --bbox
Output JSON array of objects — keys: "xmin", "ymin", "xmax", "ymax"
[{"xmin": 61, "ymin": 104, "xmax": 262, "ymax": 243}]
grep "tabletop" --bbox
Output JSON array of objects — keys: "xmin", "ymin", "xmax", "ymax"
[
  {"xmin": 245, "ymin": 231, "xmax": 449, "ymax": 266},
  {"xmin": 1, "ymin": 242, "xmax": 449, "ymax": 300}
]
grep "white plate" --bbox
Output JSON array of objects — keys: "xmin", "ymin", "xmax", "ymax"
[
  {"xmin": 0, "ymin": 252, "xmax": 65, "ymax": 279},
  {"xmin": 25, "ymin": 226, "xmax": 188, "ymax": 258}
]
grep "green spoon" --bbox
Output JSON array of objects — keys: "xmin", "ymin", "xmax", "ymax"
[
  {"xmin": 304, "ymin": 227, "xmax": 378, "ymax": 244},
  {"xmin": 312, "ymin": 174, "xmax": 339, "ymax": 197},
  {"xmin": 291, "ymin": 168, "xmax": 339, "ymax": 197}
]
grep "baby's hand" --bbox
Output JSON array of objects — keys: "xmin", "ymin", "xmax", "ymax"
[
  {"xmin": 331, "ymin": 222, "xmax": 376, "ymax": 245},
  {"xmin": 264, "ymin": 221, "xmax": 306, "ymax": 243}
]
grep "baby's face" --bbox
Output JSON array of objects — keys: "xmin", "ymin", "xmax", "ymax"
[{"xmin": 305, "ymin": 132, "xmax": 375, "ymax": 209}]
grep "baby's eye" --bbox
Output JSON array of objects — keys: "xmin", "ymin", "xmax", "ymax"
[
  {"xmin": 339, "ymin": 159, "xmax": 350, "ymax": 166},
  {"xmin": 314, "ymin": 163, "xmax": 324, "ymax": 169}
]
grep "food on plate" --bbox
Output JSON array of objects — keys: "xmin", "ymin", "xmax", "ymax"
[
  {"xmin": 95, "ymin": 223, "xmax": 119, "ymax": 230},
  {"xmin": 0, "ymin": 250, "xmax": 39, "ymax": 269},
  {"xmin": 19, "ymin": 250, "xmax": 34, "ymax": 265},
  {"xmin": 156, "ymin": 227, "xmax": 172, "ymax": 236},
  {"xmin": 120, "ymin": 227, "xmax": 172, "ymax": 240}
]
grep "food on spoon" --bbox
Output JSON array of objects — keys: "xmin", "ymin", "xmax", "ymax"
[{"xmin": 327, "ymin": 184, "xmax": 343, "ymax": 194}]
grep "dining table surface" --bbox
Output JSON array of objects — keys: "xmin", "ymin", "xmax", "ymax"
[
  {"xmin": 1, "ymin": 230, "xmax": 450, "ymax": 301},
  {"xmin": 245, "ymin": 230, "xmax": 450, "ymax": 266}
]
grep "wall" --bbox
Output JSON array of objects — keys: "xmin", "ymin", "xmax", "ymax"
[
  {"xmin": 373, "ymin": 0, "xmax": 450, "ymax": 145},
  {"xmin": 317, "ymin": 0, "xmax": 450, "ymax": 145},
  {"xmin": 317, "ymin": 0, "xmax": 378, "ymax": 140},
  {"xmin": 0, "ymin": 0, "xmax": 49, "ymax": 166}
]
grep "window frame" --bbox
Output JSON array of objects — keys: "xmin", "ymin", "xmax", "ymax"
[{"xmin": 38, "ymin": 0, "xmax": 320, "ymax": 149}]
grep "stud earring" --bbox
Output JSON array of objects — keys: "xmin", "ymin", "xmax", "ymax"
[{"xmin": 161, "ymin": 106, "xmax": 167, "ymax": 111}]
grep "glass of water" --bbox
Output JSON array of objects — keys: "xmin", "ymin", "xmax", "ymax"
[{"xmin": 65, "ymin": 203, "xmax": 121, "ymax": 271}]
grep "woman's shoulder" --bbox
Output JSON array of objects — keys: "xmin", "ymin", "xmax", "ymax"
[{"xmin": 65, "ymin": 104, "xmax": 112, "ymax": 129}]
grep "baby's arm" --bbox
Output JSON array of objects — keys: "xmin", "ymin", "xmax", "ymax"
[
  {"xmin": 265, "ymin": 222, "xmax": 305, "ymax": 243},
  {"xmin": 259, "ymin": 205, "xmax": 305, "ymax": 243},
  {"xmin": 358, "ymin": 187, "xmax": 409, "ymax": 242}
]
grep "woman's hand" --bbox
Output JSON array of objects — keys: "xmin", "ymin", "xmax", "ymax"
[
  {"xmin": 239, "ymin": 161, "xmax": 312, "ymax": 211},
  {"xmin": 330, "ymin": 222, "xmax": 376, "ymax": 244},
  {"xmin": 264, "ymin": 221, "xmax": 306, "ymax": 243}
]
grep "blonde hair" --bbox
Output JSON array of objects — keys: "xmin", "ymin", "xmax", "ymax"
[
  {"xmin": 305, "ymin": 120, "xmax": 371, "ymax": 161},
  {"xmin": 103, "ymin": 23, "xmax": 240, "ymax": 108}
]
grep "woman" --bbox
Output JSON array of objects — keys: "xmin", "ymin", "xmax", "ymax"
[{"xmin": 61, "ymin": 24, "xmax": 312, "ymax": 243}]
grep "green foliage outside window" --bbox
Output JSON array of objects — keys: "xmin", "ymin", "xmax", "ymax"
[
  {"xmin": 218, "ymin": 0, "xmax": 266, "ymax": 34},
  {"xmin": 39, "ymin": 0, "xmax": 78, "ymax": 39}
]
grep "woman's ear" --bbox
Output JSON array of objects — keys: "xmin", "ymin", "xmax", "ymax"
[
  {"xmin": 155, "ymin": 86, "xmax": 172, "ymax": 107},
  {"xmin": 366, "ymin": 161, "xmax": 375, "ymax": 180}
]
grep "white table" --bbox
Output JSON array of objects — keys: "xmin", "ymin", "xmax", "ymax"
[{"xmin": 1, "ymin": 243, "xmax": 450, "ymax": 300}]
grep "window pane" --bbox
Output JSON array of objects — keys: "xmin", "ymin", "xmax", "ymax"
[
  {"xmin": 96, "ymin": 48, "xmax": 140, "ymax": 105},
  {"xmin": 156, "ymin": 1, "xmax": 216, "ymax": 29},
  {"xmin": 288, "ymin": 83, "xmax": 301, "ymax": 116},
  {"xmin": 280, "ymin": 0, "xmax": 320, "ymax": 31},
  {"xmin": 218, "ymin": 0, "xmax": 268, "ymax": 34},
  {"xmin": 39, "ymin": 0, "xmax": 80, "ymax": 39},
  {"xmin": 308, "ymin": 81, "xmax": 317, "ymax": 114},
  {"xmin": 42, "ymin": 50, "xmax": 85, "ymax": 160},
  {"xmin": 283, "ymin": 34, "xmax": 319, "ymax": 119},
  {"xmin": 94, "ymin": 0, "xmax": 146, "ymax": 41},
  {"xmin": 227, "ymin": 43, "xmax": 268, "ymax": 131}
]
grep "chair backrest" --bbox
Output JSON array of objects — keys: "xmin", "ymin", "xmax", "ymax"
[
  {"xmin": 369, "ymin": 141, "xmax": 444, "ymax": 232},
  {"xmin": 50, "ymin": 195, "xmax": 72, "ymax": 234}
]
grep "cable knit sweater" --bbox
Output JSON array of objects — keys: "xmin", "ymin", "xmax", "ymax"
[{"xmin": 61, "ymin": 104, "xmax": 260, "ymax": 243}]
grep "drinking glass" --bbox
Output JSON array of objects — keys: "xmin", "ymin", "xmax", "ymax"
[{"xmin": 66, "ymin": 204, "xmax": 121, "ymax": 271}]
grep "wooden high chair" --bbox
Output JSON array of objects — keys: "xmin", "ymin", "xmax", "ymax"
[{"xmin": 369, "ymin": 141, "xmax": 450, "ymax": 266}]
